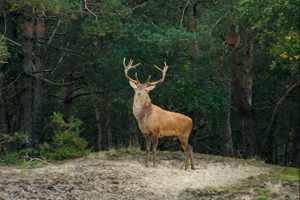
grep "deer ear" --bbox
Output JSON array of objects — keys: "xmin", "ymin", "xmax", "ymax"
[
  {"xmin": 147, "ymin": 85, "xmax": 156, "ymax": 91},
  {"xmin": 129, "ymin": 81, "xmax": 137, "ymax": 89}
]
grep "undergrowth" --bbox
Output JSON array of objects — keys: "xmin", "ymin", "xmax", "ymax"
[{"xmin": 0, "ymin": 112, "xmax": 90, "ymax": 168}]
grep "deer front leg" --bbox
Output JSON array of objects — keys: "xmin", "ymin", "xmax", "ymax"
[
  {"xmin": 184, "ymin": 150, "xmax": 190, "ymax": 170},
  {"xmin": 152, "ymin": 134, "xmax": 159, "ymax": 168},
  {"xmin": 144, "ymin": 135, "xmax": 151, "ymax": 168}
]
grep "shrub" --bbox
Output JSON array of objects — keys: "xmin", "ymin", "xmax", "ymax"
[{"xmin": 39, "ymin": 112, "xmax": 90, "ymax": 160}]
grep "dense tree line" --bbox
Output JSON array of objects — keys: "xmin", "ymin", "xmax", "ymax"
[{"xmin": 0, "ymin": 0, "xmax": 299, "ymax": 167}]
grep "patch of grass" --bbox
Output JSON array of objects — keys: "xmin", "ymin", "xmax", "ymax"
[
  {"xmin": 267, "ymin": 167, "xmax": 300, "ymax": 181},
  {"xmin": 278, "ymin": 167, "xmax": 299, "ymax": 179},
  {"xmin": 18, "ymin": 161, "xmax": 44, "ymax": 169},
  {"xmin": 106, "ymin": 147, "xmax": 142, "ymax": 159},
  {"xmin": 255, "ymin": 182, "xmax": 282, "ymax": 199},
  {"xmin": 258, "ymin": 188, "xmax": 271, "ymax": 196},
  {"xmin": 256, "ymin": 196, "xmax": 267, "ymax": 200}
]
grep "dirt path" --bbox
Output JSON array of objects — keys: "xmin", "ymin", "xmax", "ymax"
[{"xmin": 0, "ymin": 150, "xmax": 299, "ymax": 199}]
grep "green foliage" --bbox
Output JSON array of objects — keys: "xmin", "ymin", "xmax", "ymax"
[
  {"xmin": 1, "ymin": 0, "xmax": 299, "ymax": 167},
  {"xmin": 0, "ymin": 149, "xmax": 41, "ymax": 169},
  {"xmin": 39, "ymin": 112, "xmax": 90, "ymax": 160},
  {"xmin": 1, "ymin": 152, "xmax": 23, "ymax": 166},
  {"xmin": 0, "ymin": 132, "xmax": 30, "ymax": 166},
  {"xmin": 238, "ymin": 0, "xmax": 300, "ymax": 73},
  {"xmin": 0, "ymin": 38, "xmax": 10, "ymax": 63},
  {"xmin": 258, "ymin": 188, "xmax": 271, "ymax": 196},
  {"xmin": 256, "ymin": 196, "xmax": 267, "ymax": 200},
  {"xmin": 4, "ymin": 0, "xmax": 82, "ymax": 18},
  {"xmin": 19, "ymin": 148, "xmax": 34, "ymax": 155}
]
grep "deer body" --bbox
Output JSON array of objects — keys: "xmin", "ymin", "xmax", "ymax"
[
  {"xmin": 124, "ymin": 58, "xmax": 195, "ymax": 170},
  {"xmin": 133, "ymin": 95, "xmax": 192, "ymax": 140}
]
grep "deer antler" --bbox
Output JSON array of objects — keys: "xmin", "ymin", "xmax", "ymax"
[
  {"xmin": 123, "ymin": 58, "xmax": 141, "ymax": 84},
  {"xmin": 146, "ymin": 62, "xmax": 168, "ymax": 86}
]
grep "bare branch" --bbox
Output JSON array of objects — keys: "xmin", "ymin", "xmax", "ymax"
[
  {"xmin": 26, "ymin": 73, "xmax": 74, "ymax": 86},
  {"xmin": 0, "ymin": 73, "xmax": 21, "ymax": 91},
  {"xmin": 44, "ymin": 19, "xmax": 61, "ymax": 54},
  {"xmin": 130, "ymin": 0, "xmax": 152, "ymax": 11},
  {"xmin": 261, "ymin": 80, "xmax": 300, "ymax": 157},
  {"xmin": 211, "ymin": 17, "xmax": 223, "ymax": 28},
  {"xmin": 0, "ymin": 9, "xmax": 7, "ymax": 43},
  {"xmin": 35, "ymin": 39, "xmax": 84, "ymax": 55},
  {"xmin": 84, "ymin": 0, "xmax": 98, "ymax": 20},
  {"xmin": 180, "ymin": 0, "xmax": 191, "ymax": 27},
  {"xmin": 22, "ymin": 155, "xmax": 54, "ymax": 166},
  {"xmin": 1, "ymin": 36, "xmax": 21, "ymax": 46},
  {"xmin": 48, "ymin": 20, "xmax": 61, "ymax": 45}
]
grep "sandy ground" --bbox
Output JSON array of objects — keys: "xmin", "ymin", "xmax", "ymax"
[{"xmin": 0, "ymin": 149, "xmax": 299, "ymax": 199}]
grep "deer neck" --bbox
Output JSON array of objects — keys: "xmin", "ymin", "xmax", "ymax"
[{"xmin": 133, "ymin": 94, "xmax": 153, "ymax": 121}]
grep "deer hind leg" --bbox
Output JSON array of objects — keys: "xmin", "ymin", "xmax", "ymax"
[
  {"xmin": 188, "ymin": 144, "xmax": 196, "ymax": 170},
  {"xmin": 151, "ymin": 134, "xmax": 159, "ymax": 168},
  {"xmin": 144, "ymin": 135, "xmax": 152, "ymax": 168},
  {"xmin": 175, "ymin": 138, "xmax": 190, "ymax": 170}
]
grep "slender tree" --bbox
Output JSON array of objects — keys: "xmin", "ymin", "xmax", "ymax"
[
  {"xmin": 19, "ymin": 12, "xmax": 34, "ymax": 149},
  {"xmin": 33, "ymin": 16, "xmax": 46, "ymax": 145}
]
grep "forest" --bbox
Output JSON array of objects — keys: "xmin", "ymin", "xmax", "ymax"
[{"xmin": 0, "ymin": 0, "xmax": 299, "ymax": 167}]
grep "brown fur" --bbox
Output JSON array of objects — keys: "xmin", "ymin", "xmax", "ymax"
[{"xmin": 130, "ymin": 82, "xmax": 195, "ymax": 170}]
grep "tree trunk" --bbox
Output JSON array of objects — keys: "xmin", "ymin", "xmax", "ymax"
[
  {"xmin": 91, "ymin": 86, "xmax": 102, "ymax": 151},
  {"xmin": 261, "ymin": 80, "xmax": 300, "ymax": 162},
  {"xmin": 33, "ymin": 17, "xmax": 46, "ymax": 147},
  {"xmin": 232, "ymin": 72, "xmax": 256, "ymax": 158},
  {"xmin": 0, "ymin": 69, "xmax": 10, "ymax": 153},
  {"xmin": 230, "ymin": 26, "xmax": 256, "ymax": 158},
  {"xmin": 283, "ymin": 143, "xmax": 288, "ymax": 166},
  {"xmin": 63, "ymin": 70, "xmax": 75, "ymax": 123},
  {"xmin": 103, "ymin": 84, "xmax": 112, "ymax": 149},
  {"xmin": 220, "ymin": 109, "xmax": 233, "ymax": 157},
  {"xmin": 291, "ymin": 122, "xmax": 299, "ymax": 168},
  {"xmin": 128, "ymin": 115, "xmax": 139, "ymax": 148},
  {"xmin": 85, "ymin": 71, "xmax": 103, "ymax": 151},
  {"xmin": 219, "ymin": 64, "xmax": 233, "ymax": 157},
  {"xmin": 19, "ymin": 14, "xmax": 34, "ymax": 149},
  {"xmin": 243, "ymin": 28, "xmax": 254, "ymax": 106},
  {"xmin": 242, "ymin": 28, "xmax": 256, "ymax": 159},
  {"xmin": 0, "ymin": 14, "xmax": 10, "ymax": 153},
  {"xmin": 187, "ymin": 0, "xmax": 198, "ymax": 55},
  {"xmin": 93, "ymin": 104, "xmax": 102, "ymax": 151}
]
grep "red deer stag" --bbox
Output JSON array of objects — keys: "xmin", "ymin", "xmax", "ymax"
[{"xmin": 123, "ymin": 58, "xmax": 196, "ymax": 170}]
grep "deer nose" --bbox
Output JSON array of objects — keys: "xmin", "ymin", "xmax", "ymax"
[{"xmin": 137, "ymin": 92, "xmax": 142, "ymax": 96}]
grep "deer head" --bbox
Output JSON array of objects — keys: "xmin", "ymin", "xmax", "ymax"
[{"xmin": 123, "ymin": 58, "xmax": 168, "ymax": 99}]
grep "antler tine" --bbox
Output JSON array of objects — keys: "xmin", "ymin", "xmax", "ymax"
[
  {"xmin": 123, "ymin": 57, "xmax": 141, "ymax": 84},
  {"xmin": 145, "ymin": 75, "xmax": 152, "ymax": 85},
  {"xmin": 147, "ymin": 62, "xmax": 168, "ymax": 86},
  {"xmin": 153, "ymin": 64, "xmax": 163, "ymax": 72},
  {"xmin": 135, "ymin": 72, "xmax": 140, "ymax": 83}
]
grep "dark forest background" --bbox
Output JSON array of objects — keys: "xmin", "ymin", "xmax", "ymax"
[{"xmin": 0, "ymin": 0, "xmax": 299, "ymax": 167}]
